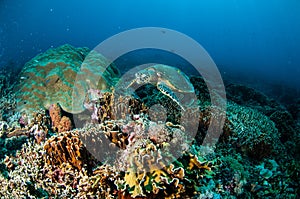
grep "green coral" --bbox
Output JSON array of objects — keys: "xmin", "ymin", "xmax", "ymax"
[
  {"xmin": 15, "ymin": 44, "xmax": 120, "ymax": 115},
  {"xmin": 224, "ymin": 102, "xmax": 283, "ymax": 159}
]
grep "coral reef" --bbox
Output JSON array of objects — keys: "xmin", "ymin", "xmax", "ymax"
[
  {"xmin": 0, "ymin": 117, "xmax": 220, "ymax": 198},
  {"xmin": 248, "ymin": 158, "xmax": 299, "ymax": 198},
  {"xmin": 225, "ymin": 84, "xmax": 282, "ymax": 115},
  {"xmin": 226, "ymin": 84, "xmax": 299, "ymax": 147},
  {"xmin": 0, "ymin": 67, "xmax": 19, "ymax": 124},
  {"xmin": 0, "ymin": 45, "xmax": 298, "ymax": 198},
  {"xmin": 0, "ymin": 142, "xmax": 47, "ymax": 198},
  {"xmin": 42, "ymin": 105, "xmax": 219, "ymax": 198}
]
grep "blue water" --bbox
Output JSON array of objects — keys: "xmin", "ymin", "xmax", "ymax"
[{"xmin": 0, "ymin": 0, "xmax": 299, "ymax": 92}]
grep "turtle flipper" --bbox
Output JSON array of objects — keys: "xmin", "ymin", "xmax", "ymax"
[
  {"xmin": 157, "ymin": 82, "xmax": 185, "ymax": 111},
  {"xmin": 126, "ymin": 79, "xmax": 137, "ymax": 89}
]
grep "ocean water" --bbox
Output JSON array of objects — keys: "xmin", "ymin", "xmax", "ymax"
[
  {"xmin": 1, "ymin": 0, "xmax": 299, "ymax": 96},
  {"xmin": 0, "ymin": 1, "xmax": 299, "ymax": 198}
]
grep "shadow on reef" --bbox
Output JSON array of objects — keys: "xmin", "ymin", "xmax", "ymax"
[{"xmin": 0, "ymin": 44, "xmax": 299, "ymax": 198}]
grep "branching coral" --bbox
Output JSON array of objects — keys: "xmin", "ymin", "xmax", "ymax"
[{"xmin": 4, "ymin": 109, "xmax": 50, "ymax": 144}]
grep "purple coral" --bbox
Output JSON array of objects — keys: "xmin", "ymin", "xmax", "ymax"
[
  {"xmin": 91, "ymin": 104, "xmax": 100, "ymax": 121},
  {"xmin": 83, "ymin": 89, "xmax": 103, "ymax": 122},
  {"xmin": 18, "ymin": 113, "xmax": 28, "ymax": 128},
  {"xmin": 29, "ymin": 124, "xmax": 47, "ymax": 144}
]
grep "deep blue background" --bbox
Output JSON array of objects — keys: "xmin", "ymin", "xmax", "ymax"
[{"xmin": 0, "ymin": 0, "xmax": 299, "ymax": 94}]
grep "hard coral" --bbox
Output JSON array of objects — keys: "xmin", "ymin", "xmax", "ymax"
[
  {"xmin": 5, "ymin": 109, "xmax": 50, "ymax": 144},
  {"xmin": 58, "ymin": 116, "xmax": 72, "ymax": 133},
  {"xmin": 15, "ymin": 44, "xmax": 120, "ymax": 116},
  {"xmin": 117, "ymin": 142, "xmax": 217, "ymax": 199},
  {"xmin": 49, "ymin": 103, "xmax": 61, "ymax": 129},
  {"xmin": 49, "ymin": 103, "xmax": 72, "ymax": 133},
  {"xmin": 118, "ymin": 140, "xmax": 186, "ymax": 198},
  {"xmin": 222, "ymin": 102, "xmax": 283, "ymax": 159},
  {"xmin": 43, "ymin": 131, "xmax": 93, "ymax": 170},
  {"xmin": 83, "ymin": 91, "xmax": 148, "ymax": 124},
  {"xmin": 77, "ymin": 165, "xmax": 120, "ymax": 198}
]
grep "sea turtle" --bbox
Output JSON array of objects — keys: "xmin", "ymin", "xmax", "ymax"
[{"xmin": 127, "ymin": 64, "xmax": 195, "ymax": 110}]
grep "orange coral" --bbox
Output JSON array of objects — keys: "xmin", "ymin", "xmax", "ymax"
[
  {"xmin": 49, "ymin": 103, "xmax": 61, "ymax": 128},
  {"xmin": 57, "ymin": 116, "xmax": 72, "ymax": 133},
  {"xmin": 49, "ymin": 103, "xmax": 72, "ymax": 133},
  {"xmin": 43, "ymin": 131, "xmax": 91, "ymax": 170}
]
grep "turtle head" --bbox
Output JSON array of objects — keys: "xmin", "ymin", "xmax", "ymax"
[
  {"xmin": 135, "ymin": 68, "xmax": 157, "ymax": 84},
  {"xmin": 135, "ymin": 72, "xmax": 150, "ymax": 84},
  {"xmin": 127, "ymin": 68, "xmax": 157, "ymax": 88}
]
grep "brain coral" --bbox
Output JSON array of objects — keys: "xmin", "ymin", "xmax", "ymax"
[{"xmin": 15, "ymin": 44, "xmax": 120, "ymax": 115}]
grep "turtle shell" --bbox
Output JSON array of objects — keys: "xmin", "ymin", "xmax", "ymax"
[{"xmin": 151, "ymin": 64, "xmax": 194, "ymax": 93}]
